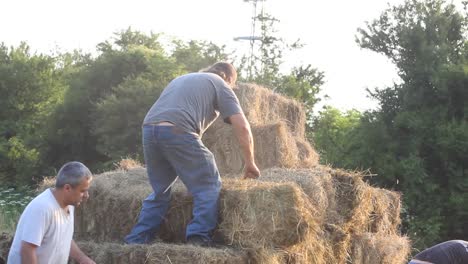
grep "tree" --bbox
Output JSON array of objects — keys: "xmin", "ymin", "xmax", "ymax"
[
  {"xmin": 171, "ymin": 40, "xmax": 229, "ymax": 72},
  {"xmin": 311, "ymin": 107, "xmax": 363, "ymax": 168},
  {"xmin": 44, "ymin": 29, "xmax": 172, "ymax": 170},
  {"xmin": 0, "ymin": 43, "xmax": 65, "ymax": 185},
  {"xmin": 92, "ymin": 56, "xmax": 182, "ymax": 163},
  {"xmin": 354, "ymin": 0, "xmax": 468, "ymax": 249}
]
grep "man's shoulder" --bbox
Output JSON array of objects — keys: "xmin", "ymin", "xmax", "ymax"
[
  {"xmin": 178, "ymin": 72, "xmax": 219, "ymax": 80},
  {"xmin": 25, "ymin": 190, "xmax": 56, "ymax": 212}
]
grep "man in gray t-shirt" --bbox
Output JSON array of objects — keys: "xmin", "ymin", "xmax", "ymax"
[
  {"xmin": 125, "ymin": 62, "xmax": 260, "ymax": 246},
  {"xmin": 143, "ymin": 71, "xmax": 242, "ymax": 136}
]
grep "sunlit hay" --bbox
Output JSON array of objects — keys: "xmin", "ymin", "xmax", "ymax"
[
  {"xmin": 205, "ymin": 122, "xmax": 317, "ymax": 174},
  {"xmin": 36, "ymin": 176, "xmax": 56, "ymax": 193},
  {"xmin": 295, "ymin": 138, "xmax": 319, "ymax": 168},
  {"xmin": 251, "ymin": 166, "xmax": 336, "ymax": 221},
  {"xmin": 350, "ymin": 233, "xmax": 411, "ymax": 264},
  {"xmin": 368, "ymin": 187, "xmax": 402, "ymax": 234},
  {"xmin": 0, "ymin": 233, "xmax": 12, "ymax": 263},
  {"xmin": 326, "ymin": 169, "xmax": 375, "ymax": 263},
  {"xmin": 114, "ymin": 158, "xmax": 143, "ymax": 171},
  {"xmin": 218, "ymin": 179, "xmax": 318, "ymax": 249},
  {"xmin": 233, "ymin": 83, "xmax": 306, "ymax": 138},
  {"xmin": 224, "ymin": 166, "xmax": 405, "ymax": 264},
  {"xmin": 70, "ymin": 241, "xmax": 249, "ymax": 264},
  {"xmin": 206, "ymin": 122, "xmax": 297, "ymax": 174}
]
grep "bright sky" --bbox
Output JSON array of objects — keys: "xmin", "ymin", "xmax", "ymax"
[{"xmin": 1, "ymin": 0, "xmax": 410, "ymax": 112}]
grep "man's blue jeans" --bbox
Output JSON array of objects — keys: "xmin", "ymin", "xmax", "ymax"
[{"xmin": 124, "ymin": 125, "xmax": 221, "ymax": 244}]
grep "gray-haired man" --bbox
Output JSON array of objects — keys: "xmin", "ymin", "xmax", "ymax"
[{"xmin": 7, "ymin": 161, "xmax": 95, "ymax": 264}]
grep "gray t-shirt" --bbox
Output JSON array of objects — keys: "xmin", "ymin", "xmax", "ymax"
[{"xmin": 143, "ymin": 72, "xmax": 243, "ymax": 135}]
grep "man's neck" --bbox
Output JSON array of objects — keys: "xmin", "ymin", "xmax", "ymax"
[{"xmin": 51, "ymin": 188, "xmax": 68, "ymax": 209}]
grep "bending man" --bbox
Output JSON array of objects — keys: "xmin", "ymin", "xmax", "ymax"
[{"xmin": 125, "ymin": 62, "xmax": 260, "ymax": 246}]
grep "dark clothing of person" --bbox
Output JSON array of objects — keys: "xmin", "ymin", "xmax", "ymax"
[{"xmin": 413, "ymin": 240, "xmax": 468, "ymax": 264}]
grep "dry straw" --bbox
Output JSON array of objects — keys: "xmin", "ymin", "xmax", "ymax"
[
  {"xmin": 205, "ymin": 122, "xmax": 318, "ymax": 174},
  {"xmin": 350, "ymin": 233, "xmax": 411, "ymax": 264},
  {"xmin": 231, "ymin": 82, "xmax": 306, "ymax": 138},
  {"xmin": 69, "ymin": 241, "xmax": 249, "ymax": 264}
]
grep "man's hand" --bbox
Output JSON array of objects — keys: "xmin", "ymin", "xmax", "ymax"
[
  {"xmin": 243, "ymin": 163, "xmax": 260, "ymax": 179},
  {"xmin": 70, "ymin": 240, "xmax": 95, "ymax": 264}
]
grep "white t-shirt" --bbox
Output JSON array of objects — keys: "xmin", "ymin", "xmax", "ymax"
[{"xmin": 7, "ymin": 189, "xmax": 74, "ymax": 264}]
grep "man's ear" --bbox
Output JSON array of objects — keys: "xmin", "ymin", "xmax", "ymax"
[{"xmin": 63, "ymin": 184, "xmax": 72, "ymax": 191}]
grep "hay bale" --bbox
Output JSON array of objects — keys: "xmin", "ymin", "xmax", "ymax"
[
  {"xmin": 218, "ymin": 179, "xmax": 317, "ymax": 248},
  {"xmin": 350, "ymin": 233, "xmax": 411, "ymax": 264},
  {"xmin": 233, "ymin": 83, "xmax": 307, "ymax": 138},
  {"xmin": 251, "ymin": 167, "xmax": 335, "ymax": 221},
  {"xmin": 70, "ymin": 241, "xmax": 249, "ymax": 264},
  {"xmin": 368, "ymin": 187, "xmax": 402, "ymax": 234},
  {"xmin": 114, "ymin": 158, "xmax": 143, "ymax": 171},
  {"xmin": 205, "ymin": 122, "xmax": 318, "ymax": 174}
]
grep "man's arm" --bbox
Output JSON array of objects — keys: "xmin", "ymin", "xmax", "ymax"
[
  {"xmin": 229, "ymin": 113, "xmax": 260, "ymax": 179},
  {"xmin": 70, "ymin": 240, "xmax": 95, "ymax": 264},
  {"xmin": 20, "ymin": 241, "xmax": 38, "ymax": 264}
]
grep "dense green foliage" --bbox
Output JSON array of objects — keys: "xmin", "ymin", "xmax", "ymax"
[
  {"xmin": 0, "ymin": 187, "xmax": 34, "ymax": 232},
  {"xmin": 0, "ymin": 29, "xmax": 229, "ymax": 184},
  {"xmin": 312, "ymin": 0, "xmax": 468, "ymax": 249}
]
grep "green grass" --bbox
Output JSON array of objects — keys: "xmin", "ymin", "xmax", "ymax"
[{"xmin": 0, "ymin": 187, "xmax": 34, "ymax": 233}]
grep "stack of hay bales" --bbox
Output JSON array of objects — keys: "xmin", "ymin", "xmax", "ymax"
[
  {"xmin": 0, "ymin": 83, "xmax": 411, "ymax": 263},
  {"xmin": 203, "ymin": 83, "xmax": 319, "ymax": 173},
  {"xmin": 256, "ymin": 167, "xmax": 410, "ymax": 263}
]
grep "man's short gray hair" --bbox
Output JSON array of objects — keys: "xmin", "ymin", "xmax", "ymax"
[{"xmin": 55, "ymin": 161, "xmax": 92, "ymax": 188}]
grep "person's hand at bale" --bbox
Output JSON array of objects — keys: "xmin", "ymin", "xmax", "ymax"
[
  {"xmin": 70, "ymin": 240, "xmax": 96, "ymax": 264},
  {"xmin": 243, "ymin": 163, "xmax": 260, "ymax": 179}
]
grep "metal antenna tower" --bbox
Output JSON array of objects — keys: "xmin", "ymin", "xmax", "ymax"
[{"xmin": 234, "ymin": 0, "xmax": 266, "ymax": 80}]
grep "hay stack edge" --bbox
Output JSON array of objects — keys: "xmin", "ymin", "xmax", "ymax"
[{"xmin": 0, "ymin": 83, "xmax": 411, "ymax": 264}]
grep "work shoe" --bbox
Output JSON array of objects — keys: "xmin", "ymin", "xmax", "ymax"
[{"xmin": 186, "ymin": 235, "xmax": 214, "ymax": 247}]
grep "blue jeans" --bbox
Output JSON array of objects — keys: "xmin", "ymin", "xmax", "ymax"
[{"xmin": 124, "ymin": 125, "xmax": 221, "ymax": 244}]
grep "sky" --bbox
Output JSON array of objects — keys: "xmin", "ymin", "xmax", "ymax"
[{"xmin": 1, "ymin": 0, "xmax": 410, "ymax": 112}]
